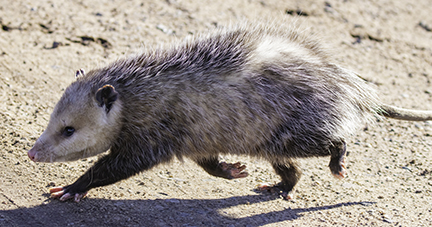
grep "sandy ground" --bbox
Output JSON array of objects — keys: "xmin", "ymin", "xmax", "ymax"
[{"xmin": 1, "ymin": 0, "xmax": 432, "ymax": 226}]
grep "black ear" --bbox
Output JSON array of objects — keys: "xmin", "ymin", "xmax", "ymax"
[
  {"xmin": 95, "ymin": 85, "xmax": 118, "ymax": 113},
  {"xmin": 75, "ymin": 68, "xmax": 85, "ymax": 79}
]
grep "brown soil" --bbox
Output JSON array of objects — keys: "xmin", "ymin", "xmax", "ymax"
[{"xmin": 1, "ymin": 0, "xmax": 431, "ymax": 226}]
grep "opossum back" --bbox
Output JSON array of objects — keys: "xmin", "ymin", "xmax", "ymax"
[{"xmin": 84, "ymin": 21, "xmax": 381, "ymax": 159}]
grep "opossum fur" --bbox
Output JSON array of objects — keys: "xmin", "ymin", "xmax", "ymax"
[{"xmin": 28, "ymin": 22, "xmax": 432, "ymax": 201}]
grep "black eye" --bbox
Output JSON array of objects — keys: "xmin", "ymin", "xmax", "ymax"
[{"xmin": 62, "ymin": 126, "xmax": 75, "ymax": 137}]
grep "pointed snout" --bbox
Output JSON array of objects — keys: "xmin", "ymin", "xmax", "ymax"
[
  {"xmin": 28, "ymin": 139, "xmax": 44, "ymax": 162},
  {"xmin": 28, "ymin": 147, "xmax": 37, "ymax": 162}
]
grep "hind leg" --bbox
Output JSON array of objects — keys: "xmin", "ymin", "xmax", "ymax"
[
  {"xmin": 258, "ymin": 160, "xmax": 301, "ymax": 200},
  {"xmin": 328, "ymin": 140, "xmax": 347, "ymax": 179},
  {"xmin": 195, "ymin": 156, "xmax": 248, "ymax": 179}
]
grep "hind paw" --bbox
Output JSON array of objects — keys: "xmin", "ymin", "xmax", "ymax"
[
  {"xmin": 330, "ymin": 159, "xmax": 347, "ymax": 179},
  {"xmin": 332, "ymin": 166, "xmax": 347, "ymax": 179},
  {"xmin": 329, "ymin": 151, "xmax": 347, "ymax": 179},
  {"xmin": 256, "ymin": 183, "xmax": 294, "ymax": 200}
]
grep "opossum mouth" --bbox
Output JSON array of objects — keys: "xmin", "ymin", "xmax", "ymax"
[
  {"xmin": 56, "ymin": 147, "xmax": 109, "ymax": 162},
  {"xmin": 34, "ymin": 146, "xmax": 110, "ymax": 163},
  {"xmin": 36, "ymin": 150, "xmax": 87, "ymax": 163},
  {"xmin": 57, "ymin": 150, "xmax": 89, "ymax": 162}
]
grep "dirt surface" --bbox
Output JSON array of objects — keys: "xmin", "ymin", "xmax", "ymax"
[{"xmin": 1, "ymin": 0, "xmax": 432, "ymax": 226}]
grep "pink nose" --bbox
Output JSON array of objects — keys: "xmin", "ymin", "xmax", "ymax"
[{"xmin": 28, "ymin": 149, "xmax": 36, "ymax": 161}]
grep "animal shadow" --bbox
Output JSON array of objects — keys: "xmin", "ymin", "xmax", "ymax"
[{"xmin": 0, "ymin": 194, "xmax": 374, "ymax": 227}]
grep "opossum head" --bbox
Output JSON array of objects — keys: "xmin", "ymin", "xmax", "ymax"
[{"xmin": 28, "ymin": 81, "xmax": 123, "ymax": 162}]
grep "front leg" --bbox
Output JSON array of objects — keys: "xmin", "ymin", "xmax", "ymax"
[
  {"xmin": 50, "ymin": 151, "xmax": 154, "ymax": 202},
  {"xmin": 195, "ymin": 156, "xmax": 248, "ymax": 179}
]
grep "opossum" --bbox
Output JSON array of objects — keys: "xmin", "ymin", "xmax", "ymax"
[{"xmin": 28, "ymin": 22, "xmax": 432, "ymax": 202}]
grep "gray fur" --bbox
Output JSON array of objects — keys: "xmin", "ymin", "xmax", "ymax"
[{"xmin": 28, "ymin": 22, "xmax": 432, "ymax": 201}]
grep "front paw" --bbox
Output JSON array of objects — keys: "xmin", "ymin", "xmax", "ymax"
[
  {"xmin": 49, "ymin": 186, "xmax": 88, "ymax": 202},
  {"xmin": 219, "ymin": 162, "xmax": 249, "ymax": 179}
]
